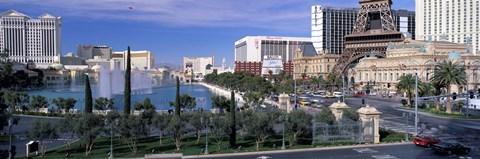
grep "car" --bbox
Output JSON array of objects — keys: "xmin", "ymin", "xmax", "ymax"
[
  {"xmin": 311, "ymin": 99, "xmax": 320, "ymax": 103},
  {"xmin": 333, "ymin": 91, "xmax": 343, "ymax": 98},
  {"xmin": 413, "ymin": 134, "xmax": 440, "ymax": 147},
  {"xmin": 431, "ymin": 142, "xmax": 471, "ymax": 155}
]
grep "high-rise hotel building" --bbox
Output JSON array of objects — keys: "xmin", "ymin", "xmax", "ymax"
[
  {"xmin": 311, "ymin": 5, "xmax": 415, "ymax": 55},
  {"xmin": 416, "ymin": 0, "xmax": 479, "ymax": 55},
  {"xmin": 0, "ymin": 10, "xmax": 62, "ymax": 67}
]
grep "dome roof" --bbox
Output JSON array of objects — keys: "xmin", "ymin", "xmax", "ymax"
[
  {"xmin": 448, "ymin": 51, "xmax": 461, "ymax": 59},
  {"xmin": 48, "ymin": 63, "xmax": 64, "ymax": 70}
]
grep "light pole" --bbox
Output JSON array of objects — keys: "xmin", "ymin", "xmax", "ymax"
[
  {"xmin": 281, "ymin": 112, "xmax": 286, "ymax": 150},
  {"xmin": 8, "ymin": 116, "xmax": 13, "ymax": 159},
  {"xmin": 202, "ymin": 117, "xmax": 211, "ymax": 155},
  {"xmin": 414, "ymin": 74, "xmax": 419, "ymax": 135},
  {"xmin": 106, "ymin": 117, "xmax": 118, "ymax": 159},
  {"xmin": 342, "ymin": 74, "xmax": 345, "ymax": 103},
  {"xmin": 294, "ymin": 78, "xmax": 297, "ymax": 109},
  {"xmin": 402, "ymin": 112, "xmax": 410, "ymax": 141}
]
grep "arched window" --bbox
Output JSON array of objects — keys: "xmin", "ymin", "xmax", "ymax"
[{"xmin": 327, "ymin": 65, "xmax": 331, "ymax": 73}]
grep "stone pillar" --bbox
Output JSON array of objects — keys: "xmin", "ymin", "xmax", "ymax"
[
  {"xmin": 329, "ymin": 101, "xmax": 350, "ymax": 121},
  {"xmin": 278, "ymin": 93, "xmax": 292, "ymax": 113},
  {"xmin": 357, "ymin": 104, "xmax": 382, "ymax": 144}
]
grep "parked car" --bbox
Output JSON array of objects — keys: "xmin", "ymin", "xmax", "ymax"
[
  {"xmin": 413, "ymin": 134, "xmax": 440, "ymax": 147},
  {"xmin": 431, "ymin": 142, "xmax": 471, "ymax": 155}
]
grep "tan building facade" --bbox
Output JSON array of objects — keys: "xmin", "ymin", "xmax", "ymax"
[
  {"xmin": 293, "ymin": 48, "xmax": 340, "ymax": 79},
  {"xmin": 350, "ymin": 38, "xmax": 480, "ymax": 93}
]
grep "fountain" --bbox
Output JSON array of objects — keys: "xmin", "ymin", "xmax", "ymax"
[{"xmin": 95, "ymin": 62, "xmax": 153, "ymax": 98}]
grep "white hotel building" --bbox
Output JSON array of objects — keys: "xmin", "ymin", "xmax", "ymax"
[
  {"xmin": 234, "ymin": 36, "xmax": 311, "ymax": 62},
  {"xmin": 416, "ymin": 0, "xmax": 479, "ymax": 55},
  {"xmin": 0, "ymin": 10, "xmax": 62, "ymax": 68}
]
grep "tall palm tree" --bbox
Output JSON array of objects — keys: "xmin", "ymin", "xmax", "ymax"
[
  {"xmin": 396, "ymin": 74, "xmax": 416, "ymax": 107},
  {"xmin": 430, "ymin": 60, "xmax": 466, "ymax": 113}
]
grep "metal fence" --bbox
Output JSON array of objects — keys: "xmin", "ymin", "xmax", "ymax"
[{"xmin": 312, "ymin": 119, "xmax": 374, "ymax": 144}]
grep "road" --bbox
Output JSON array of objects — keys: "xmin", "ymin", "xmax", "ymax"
[
  {"xmin": 186, "ymin": 143, "xmax": 477, "ymax": 159},
  {"xmin": 0, "ymin": 115, "xmax": 65, "ymax": 157}
]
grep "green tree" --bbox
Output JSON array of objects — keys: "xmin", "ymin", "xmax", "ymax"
[
  {"xmin": 244, "ymin": 91, "xmax": 263, "ymax": 108},
  {"xmin": 210, "ymin": 114, "xmax": 230, "ymax": 151},
  {"xmin": 229, "ymin": 91, "xmax": 236, "ymax": 148},
  {"xmin": 153, "ymin": 113, "xmax": 171, "ymax": 146},
  {"xmin": 94, "ymin": 97, "xmax": 113, "ymax": 114},
  {"xmin": 396, "ymin": 74, "xmax": 416, "ymax": 107},
  {"xmin": 242, "ymin": 110, "xmax": 275, "ymax": 151},
  {"xmin": 30, "ymin": 95, "xmax": 48, "ymax": 112},
  {"xmin": 419, "ymin": 82, "xmax": 435, "ymax": 97},
  {"xmin": 187, "ymin": 111, "xmax": 208, "ymax": 144},
  {"xmin": 342, "ymin": 108, "xmax": 359, "ymax": 122},
  {"xmin": 0, "ymin": 89, "xmax": 20, "ymax": 132},
  {"xmin": 0, "ymin": 49, "xmax": 13, "ymax": 88},
  {"xmin": 211, "ymin": 95, "xmax": 229, "ymax": 113},
  {"xmin": 431, "ymin": 60, "xmax": 466, "ymax": 113},
  {"xmin": 118, "ymin": 115, "xmax": 149, "ymax": 155},
  {"xmin": 170, "ymin": 94, "xmax": 197, "ymax": 111},
  {"xmin": 325, "ymin": 73, "xmax": 341, "ymax": 94},
  {"xmin": 52, "ymin": 97, "xmax": 77, "ymax": 113},
  {"xmin": 124, "ymin": 46, "xmax": 132, "ymax": 115},
  {"xmin": 285, "ymin": 110, "xmax": 312, "ymax": 147},
  {"xmin": 315, "ymin": 108, "xmax": 336, "ymax": 125},
  {"xmin": 166, "ymin": 115, "xmax": 189, "ymax": 151},
  {"xmin": 56, "ymin": 115, "xmax": 76, "ymax": 149},
  {"xmin": 85, "ymin": 74, "xmax": 93, "ymax": 113},
  {"xmin": 174, "ymin": 76, "xmax": 181, "ymax": 116},
  {"xmin": 74, "ymin": 113, "xmax": 103, "ymax": 156},
  {"xmin": 26, "ymin": 120, "xmax": 58, "ymax": 156}
]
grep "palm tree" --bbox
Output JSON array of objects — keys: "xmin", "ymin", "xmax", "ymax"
[
  {"xmin": 325, "ymin": 73, "xmax": 341, "ymax": 94},
  {"xmin": 419, "ymin": 82, "xmax": 435, "ymax": 97},
  {"xmin": 396, "ymin": 74, "xmax": 416, "ymax": 107},
  {"xmin": 430, "ymin": 60, "xmax": 466, "ymax": 113}
]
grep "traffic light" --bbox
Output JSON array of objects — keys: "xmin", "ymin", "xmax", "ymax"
[
  {"xmin": 470, "ymin": 91, "xmax": 474, "ymax": 99},
  {"xmin": 452, "ymin": 92, "xmax": 457, "ymax": 100}
]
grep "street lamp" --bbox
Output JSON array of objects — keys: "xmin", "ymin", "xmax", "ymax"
[
  {"xmin": 201, "ymin": 117, "xmax": 211, "ymax": 155},
  {"xmin": 281, "ymin": 112, "xmax": 286, "ymax": 150},
  {"xmin": 105, "ymin": 118, "xmax": 119, "ymax": 159},
  {"xmin": 8, "ymin": 116, "xmax": 13, "ymax": 159},
  {"xmin": 402, "ymin": 112, "xmax": 411, "ymax": 141}
]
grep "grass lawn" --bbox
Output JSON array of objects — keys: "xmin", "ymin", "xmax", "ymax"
[{"xmin": 24, "ymin": 135, "xmax": 315, "ymax": 159}]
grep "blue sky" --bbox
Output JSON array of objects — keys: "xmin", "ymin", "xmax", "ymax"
[{"xmin": 0, "ymin": 0, "xmax": 414, "ymax": 67}]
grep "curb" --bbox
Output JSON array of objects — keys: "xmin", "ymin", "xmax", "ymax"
[
  {"xmin": 183, "ymin": 142, "xmax": 411, "ymax": 158},
  {"xmin": 14, "ymin": 114, "xmax": 64, "ymax": 119}
]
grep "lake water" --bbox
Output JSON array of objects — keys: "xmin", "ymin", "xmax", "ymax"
[{"xmin": 27, "ymin": 84, "xmax": 215, "ymax": 110}]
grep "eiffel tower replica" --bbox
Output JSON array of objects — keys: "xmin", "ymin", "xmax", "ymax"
[{"xmin": 332, "ymin": 0, "xmax": 405, "ymax": 76}]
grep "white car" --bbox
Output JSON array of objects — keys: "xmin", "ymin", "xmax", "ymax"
[{"xmin": 333, "ymin": 92, "xmax": 343, "ymax": 98}]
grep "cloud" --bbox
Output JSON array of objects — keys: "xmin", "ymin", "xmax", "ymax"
[
  {"xmin": 1, "ymin": 0, "xmax": 414, "ymax": 32},
  {"xmin": 1, "ymin": 0, "xmax": 314, "ymax": 31}
]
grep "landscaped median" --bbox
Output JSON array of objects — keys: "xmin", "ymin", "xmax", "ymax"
[
  {"xmin": 396, "ymin": 107, "xmax": 480, "ymax": 120},
  {"xmin": 25, "ymin": 130, "xmax": 409, "ymax": 159}
]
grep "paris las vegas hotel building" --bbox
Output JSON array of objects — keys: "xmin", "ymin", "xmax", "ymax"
[{"xmin": 0, "ymin": 10, "xmax": 61, "ymax": 68}]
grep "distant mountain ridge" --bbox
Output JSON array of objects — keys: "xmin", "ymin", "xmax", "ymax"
[{"xmin": 155, "ymin": 62, "xmax": 183, "ymax": 71}]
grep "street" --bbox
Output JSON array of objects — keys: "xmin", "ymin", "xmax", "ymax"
[
  {"xmin": 186, "ymin": 143, "xmax": 477, "ymax": 159},
  {"xmin": 0, "ymin": 115, "xmax": 65, "ymax": 157}
]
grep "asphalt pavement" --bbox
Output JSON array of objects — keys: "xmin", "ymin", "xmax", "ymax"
[
  {"xmin": 0, "ymin": 115, "xmax": 65, "ymax": 157},
  {"xmin": 186, "ymin": 143, "xmax": 477, "ymax": 159}
]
